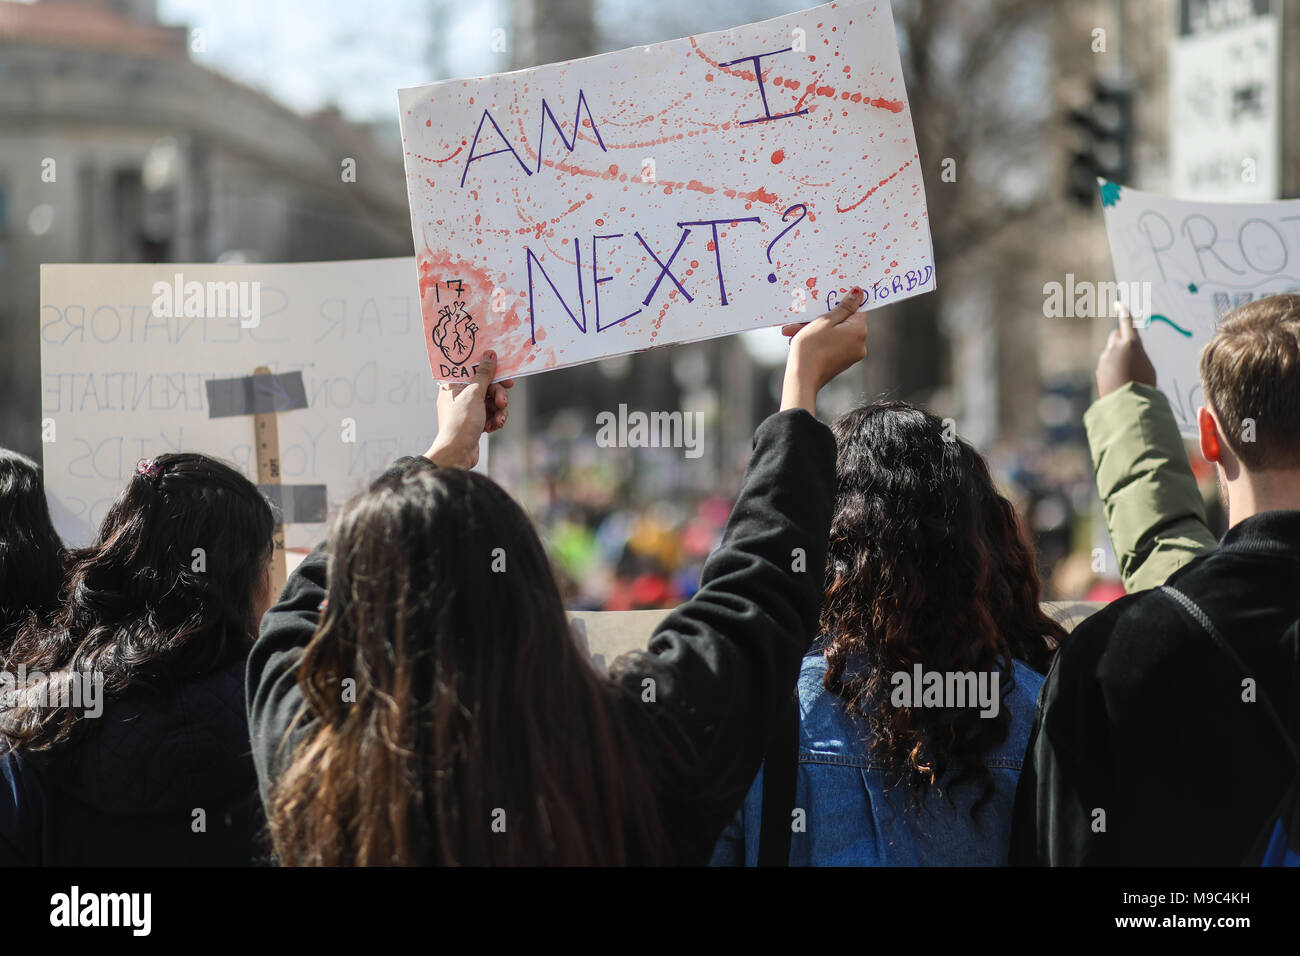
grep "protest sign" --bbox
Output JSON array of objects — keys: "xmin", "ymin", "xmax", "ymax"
[
  {"xmin": 1099, "ymin": 179, "xmax": 1300, "ymax": 434},
  {"xmin": 39, "ymin": 258, "xmax": 471, "ymax": 548},
  {"xmin": 397, "ymin": 0, "xmax": 934, "ymax": 383}
]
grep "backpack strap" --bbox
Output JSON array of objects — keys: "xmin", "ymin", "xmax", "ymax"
[
  {"xmin": 757, "ymin": 693, "xmax": 798, "ymax": 867},
  {"xmin": 1157, "ymin": 585, "xmax": 1300, "ymax": 769}
]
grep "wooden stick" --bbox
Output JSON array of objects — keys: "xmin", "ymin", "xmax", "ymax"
[{"xmin": 252, "ymin": 365, "xmax": 288, "ymax": 596}]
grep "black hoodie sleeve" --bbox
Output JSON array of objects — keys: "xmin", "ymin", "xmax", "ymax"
[
  {"xmin": 245, "ymin": 458, "xmax": 424, "ymax": 812},
  {"xmin": 244, "ymin": 539, "xmax": 329, "ymax": 813},
  {"xmin": 1009, "ymin": 605, "xmax": 1118, "ymax": 866},
  {"xmin": 607, "ymin": 408, "xmax": 837, "ymax": 863}
]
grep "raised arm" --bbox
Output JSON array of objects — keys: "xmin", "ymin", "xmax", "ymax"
[
  {"xmin": 1085, "ymin": 308, "xmax": 1217, "ymax": 592},
  {"xmin": 607, "ymin": 290, "xmax": 868, "ymax": 863},
  {"xmin": 246, "ymin": 352, "xmax": 514, "ymax": 806}
]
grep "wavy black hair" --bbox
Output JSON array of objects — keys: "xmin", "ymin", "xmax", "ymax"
[
  {"xmin": 0, "ymin": 450, "xmax": 65, "ymax": 650},
  {"xmin": 820, "ymin": 402, "xmax": 1066, "ymax": 817},
  {"xmin": 2, "ymin": 452, "xmax": 274, "ymax": 753}
]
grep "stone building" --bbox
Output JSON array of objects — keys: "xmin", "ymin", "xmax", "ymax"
[{"xmin": 0, "ymin": 0, "xmax": 413, "ymax": 459}]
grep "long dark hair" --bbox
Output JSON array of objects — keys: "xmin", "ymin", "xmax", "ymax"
[
  {"xmin": 0, "ymin": 450, "xmax": 65, "ymax": 649},
  {"xmin": 268, "ymin": 460, "xmax": 668, "ymax": 865},
  {"xmin": 820, "ymin": 402, "xmax": 1065, "ymax": 816},
  {"xmin": 2, "ymin": 452, "xmax": 274, "ymax": 753}
]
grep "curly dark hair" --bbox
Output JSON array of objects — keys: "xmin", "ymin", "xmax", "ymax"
[
  {"xmin": 1, "ymin": 452, "xmax": 274, "ymax": 754},
  {"xmin": 0, "ymin": 450, "xmax": 65, "ymax": 649},
  {"xmin": 820, "ymin": 402, "xmax": 1066, "ymax": 817}
]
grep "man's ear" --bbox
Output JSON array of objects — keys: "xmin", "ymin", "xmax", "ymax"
[{"xmin": 1198, "ymin": 406, "xmax": 1223, "ymax": 463}]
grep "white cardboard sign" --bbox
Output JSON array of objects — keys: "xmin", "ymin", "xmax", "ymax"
[
  {"xmin": 1100, "ymin": 179, "xmax": 1300, "ymax": 433},
  {"xmin": 397, "ymin": 0, "xmax": 935, "ymax": 383},
  {"xmin": 39, "ymin": 258, "xmax": 468, "ymax": 548}
]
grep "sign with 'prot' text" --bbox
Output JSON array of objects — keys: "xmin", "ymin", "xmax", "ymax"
[
  {"xmin": 1100, "ymin": 178, "xmax": 1300, "ymax": 434},
  {"xmin": 397, "ymin": 0, "xmax": 935, "ymax": 383}
]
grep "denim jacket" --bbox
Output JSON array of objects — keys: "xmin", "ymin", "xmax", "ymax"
[{"xmin": 710, "ymin": 648, "xmax": 1045, "ymax": 866}]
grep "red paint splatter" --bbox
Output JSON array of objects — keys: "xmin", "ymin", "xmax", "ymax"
[
  {"xmin": 416, "ymin": 245, "xmax": 535, "ymax": 380},
  {"xmin": 738, "ymin": 185, "xmax": 780, "ymax": 205},
  {"xmin": 836, "ymin": 160, "xmax": 914, "ymax": 213},
  {"xmin": 771, "ymin": 149, "xmax": 785, "ymax": 165}
]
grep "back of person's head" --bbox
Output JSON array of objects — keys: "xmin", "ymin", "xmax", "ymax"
[
  {"xmin": 821, "ymin": 401, "xmax": 1066, "ymax": 814},
  {"xmin": 0, "ymin": 450, "xmax": 65, "ymax": 648},
  {"xmin": 2, "ymin": 452, "xmax": 274, "ymax": 752},
  {"xmin": 268, "ymin": 459, "xmax": 665, "ymax": 866},
  {"xmin": 1200, "ymin": 294, "xmax": 1300, "ymax": 471}
]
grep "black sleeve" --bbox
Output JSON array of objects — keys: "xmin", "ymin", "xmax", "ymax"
[
  {"xmin": 245, "ymin": 540, "xmax": 329, "ymax": 813},
  {"xmin": 0, "ymin": 752, "xmax": 39, "ymax": 865},
  {"xmin": 607, "ymin": 408, "xmax": 837, "ymax": 864},
  {"xmin": 1009, "ymin": 609, "xmax": 1118, "ymax": 866},
  {"xmin": 245, "ymin": 457, "xmax": 425, "ymax": 811}
]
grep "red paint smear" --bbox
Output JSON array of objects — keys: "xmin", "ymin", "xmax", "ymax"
[
  {"xmin": 409, "ymin": 146, "xmax": 465, "ymax": 165},
  {"xmin": 416, "ymin": 245, "xmax": 536, "ymax": 381},
  {"xmin": 738, "ymin": 185, "xmax": 779, "ymax": 205},
  {"xmin": 836, "ymin": 159, "xmax": 913, "ymax": 213}
]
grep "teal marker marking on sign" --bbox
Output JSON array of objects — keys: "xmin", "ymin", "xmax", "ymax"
[
  {"xmin": 1099, "ymin": 180, "xmax": 1122, "ymax": 207},
  {"xmin": 1149, "ymin": 314, "xmax": 1193, "ymax": 337}
]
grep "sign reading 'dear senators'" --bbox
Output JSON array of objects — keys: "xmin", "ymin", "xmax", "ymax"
[
  {"xmin": 397, "ymin": 0, "xmax": 935, "ymax": 383},
  {"xmin": 1100, "ymin": 179, "xmax": 1300, "ymax": 435},
  {"xmin": 40, "ymin": 259, "xmax": 481, "ymax": 549}
]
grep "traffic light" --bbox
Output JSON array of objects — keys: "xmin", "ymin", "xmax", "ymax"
[{"xmin": 1065, "ymin": 78, "xmax": 1133, "ymax": 206}]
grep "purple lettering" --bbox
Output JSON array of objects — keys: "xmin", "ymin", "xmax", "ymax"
[
  {"xmin": 676, "ymin": 217, "xmax": 761, "ymax": 305},
  {"xmin": 593, "ymin": 234, "xmax": 642, "ymax": 331},
  {"xmin": 718, "ymin": 48, "xmax": 811, "ymax": 126},
  {"xmin": 635, "ymin": 228, "xmax": 695, "ymax": 306},
  {"xmin": 525, "ymin": 244, "xmax": 587, "ymax": 344},
  {"xmin": 536, "ymin": 90, "xmax": 608, "ymax": 173},
  {"xmin": 461, "ymin": 108, "xmax": 533, "ymax": 188}
]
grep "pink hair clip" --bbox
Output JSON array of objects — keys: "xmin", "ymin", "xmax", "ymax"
[{"xmin": 136, "ymin": 458, "xmax": 162, "ymax": 483}]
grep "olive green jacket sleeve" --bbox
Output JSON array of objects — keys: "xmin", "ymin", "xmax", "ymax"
[{"xmin": 1083, "ymin": 382, "xmax": 1218, "ymax": 592}]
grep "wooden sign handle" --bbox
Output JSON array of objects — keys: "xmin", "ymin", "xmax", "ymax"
[{"xmin": 252, "ymin": 365, "xmax": 288, "ymax": 596}]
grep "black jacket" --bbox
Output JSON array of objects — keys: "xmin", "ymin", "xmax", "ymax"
[
  {"xmin": 1011, "ymin": 510, "xmax": 1300, "ymax": 866},
  {"xmin": 246, "ymin": 408, "xmax": 837, "ymax": 865},
  {"xmin": 0, "ymin": 656, "xmax": 266, "ymax": 865}
]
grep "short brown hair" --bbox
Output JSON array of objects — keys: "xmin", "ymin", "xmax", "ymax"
[{"xmin": 1199, "ymin": 294, "xmax": 1300, "ymax": 469}]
